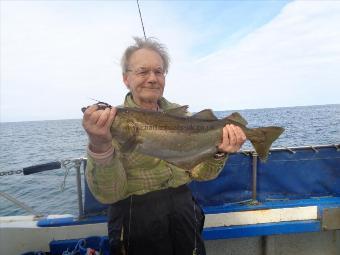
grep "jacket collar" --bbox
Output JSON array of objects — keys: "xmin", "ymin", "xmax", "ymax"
[{"xmin": 123, "ymin": 92, "xmax": 178, "ymax": 111}]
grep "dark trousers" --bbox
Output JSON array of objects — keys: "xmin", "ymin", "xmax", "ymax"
[{"xmin": 108, "ymin": 185, "xmax": 206, "ymax": 255}]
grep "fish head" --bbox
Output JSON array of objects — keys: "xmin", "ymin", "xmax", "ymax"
[{"xmin": 110, "ymin": 108, "xmax": 139, "ymax": 143}]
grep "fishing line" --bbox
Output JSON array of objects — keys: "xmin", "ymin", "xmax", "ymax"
[{"xmin": 136, "ymin": 0, "xmax": 147, "ymax": 40}]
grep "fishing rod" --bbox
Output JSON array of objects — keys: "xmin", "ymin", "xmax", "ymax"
[{"xmin": 137, "ymin": 0, "xmax": 147, "ymax": 40}]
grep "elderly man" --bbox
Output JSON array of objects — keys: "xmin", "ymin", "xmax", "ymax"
[{"xmin": 82, "ymin": 37, "xmax": 246, "ymax": 255}]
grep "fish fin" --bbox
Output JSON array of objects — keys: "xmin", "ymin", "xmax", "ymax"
[
  {"xmin": 226, "ymin": 112, "xmax": 248, "ymax": 126},
  {"xmin": 165, "ymin": 105, "xmax": 189, "ymax": 117},
  {"xmin": 164, "ymin": 151, "xmax": 214, "ymax": 170},
  {"xmin": 248, "ymin": 127, "xmax": 284, "ymax": 161},
  {"xmin": 191, "ymin": 109, "xmax": 218, "ymax": 120},
  {"xmin": 120, "ymin": 135, "xmax": 141, "ymax": 153}
]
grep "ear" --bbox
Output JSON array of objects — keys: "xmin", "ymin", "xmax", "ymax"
[{"xmin": 123, "ymin": 73, "xmax": 130, "ymax": 89}]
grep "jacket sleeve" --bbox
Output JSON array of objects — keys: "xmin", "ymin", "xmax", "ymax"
[
  {"xmin": 189, "ymin": 155, "xmax": 228, "ymax": 181},
  {"xmin": 85, "ymin": 145, "xmax": 127, "ymax": 204}
]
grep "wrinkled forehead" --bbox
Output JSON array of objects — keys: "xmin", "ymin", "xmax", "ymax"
[{"xmin": 128, "ymin": 48, "xmax": 164, "ymax": 69}]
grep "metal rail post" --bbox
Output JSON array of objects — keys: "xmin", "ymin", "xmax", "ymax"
[
  {"xmin": 252, "ymin": 152, "xmax": 258, "ymax": 203},
  {"xmin": 75, "ymin": 159, "xmax": 84, "ymax": 218}
]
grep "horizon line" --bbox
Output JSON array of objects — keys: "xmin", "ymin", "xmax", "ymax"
[{"xmin": 1, "ymin": 103, "xmax": 338, "ymax": 124}]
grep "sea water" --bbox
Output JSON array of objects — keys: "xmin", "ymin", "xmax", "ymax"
[{"xmin": 0, "ymin": 104, "xmax": 339, "ymax": 216}]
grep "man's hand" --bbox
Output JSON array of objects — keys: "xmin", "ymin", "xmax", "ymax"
[
  {"xmin": 82, "ymin": 105, "xmax": 117, "ymax": 153},
  {"xmin": 218, "ymin": 124, "xmax": 246, "ymax": 153}
]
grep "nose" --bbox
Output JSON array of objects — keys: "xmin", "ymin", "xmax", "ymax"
[{"xmin": 146, "ymin": 70, "xmax": 157, "ymax": 82}]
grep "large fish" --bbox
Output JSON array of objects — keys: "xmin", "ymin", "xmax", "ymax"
[{"xmin": 82, "ymin": 103, "xmax": 284, "ymax": 170}]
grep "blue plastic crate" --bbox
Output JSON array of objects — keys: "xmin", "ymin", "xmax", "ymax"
[{"xmin": 49, "ymin": 236, "xmax": 109, "ymax": 255}]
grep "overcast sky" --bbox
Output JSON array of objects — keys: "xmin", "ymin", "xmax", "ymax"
[{"xmin": 1, "ymin": 0, "xmax": 339, "ymax": 122}]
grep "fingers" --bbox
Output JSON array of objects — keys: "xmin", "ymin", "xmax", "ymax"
[
  {"xmin": 83, "ymin": 105, "xmax": 115, "ymax": 126},
  {"xmin": 83, "ymin": 105, "xmax": 98, "ymax": 121},
  {"xmin": 82, "ymin": 105, "xmax": 115, "ymax": 152},
  {"xmin": 96, "ymin": 108, "xmax": 111, "ymax": 128},
  {"xmin": 231, "ymin": 125, "xmax": 246, "ymax": 146},
  {"xmin": 82, "ymin": 105, "xmax": 116, "ymax": 141},
  {"xmin": 229, "ymin": 125, "xmax": 237, "ymax": 146},
  {"xmin": 218, "ymin": 124, "xmax": 246, "ymax": 153},
  {"xmin": 105, "ymin": 107, "xmax": 117, "ymax": 128},
  {"xmin": 97, "ymin": 107, "xmax": 117, "ymax": 129},
  {"xmin": 221, "ymin": 125, "xmax": 230, "ymax": 145}
]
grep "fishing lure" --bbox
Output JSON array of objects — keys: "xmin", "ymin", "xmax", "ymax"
[{"xmin": 81, "ymin": 99, "xmax": 112, "ymax": 113}]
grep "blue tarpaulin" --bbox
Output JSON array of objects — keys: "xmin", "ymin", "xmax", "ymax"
[{"xmin": 84, "ymin": 145, "xmax": 340, "ymax": 215}]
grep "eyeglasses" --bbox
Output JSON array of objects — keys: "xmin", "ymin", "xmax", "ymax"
[{"xmin": 126, "ymin": 67, "xmax": 166, "ymax": 79}]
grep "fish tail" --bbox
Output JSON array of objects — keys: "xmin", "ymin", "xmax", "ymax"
[{"xmin": 248, "ymin": 127, "xmax": 284, "ymax": 161}]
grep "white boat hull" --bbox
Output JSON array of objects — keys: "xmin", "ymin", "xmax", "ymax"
[{"xmin": 1, "ymin": 206, "xmax": 339, "ymax": 255}]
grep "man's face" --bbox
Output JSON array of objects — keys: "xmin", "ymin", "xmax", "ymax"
[{"xmin": 123, "ymin": 48, "xmax": 165, "ymax": 104}]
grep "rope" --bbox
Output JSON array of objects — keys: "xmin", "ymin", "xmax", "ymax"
[
  {"xmin": 62, "ymin": 239, "xmax": 86, "ymax": 255},
  {"xmin": 136, "ymin": 0, "xmax": 147, "ymax": 40},
  {"xmin": 60, "ymin": 159, "xmax": 82, "ymax": 191},
  {"xmin": 193, "ymin": 201, "xmax": 198, "ymax": 255},
  {"xmin": 127, "ymin": 196, "xmax": 133, "ymax": 255},
  {"xmin": 60, "ymin": 160, "xmax": 72, "ymax": 191}
]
